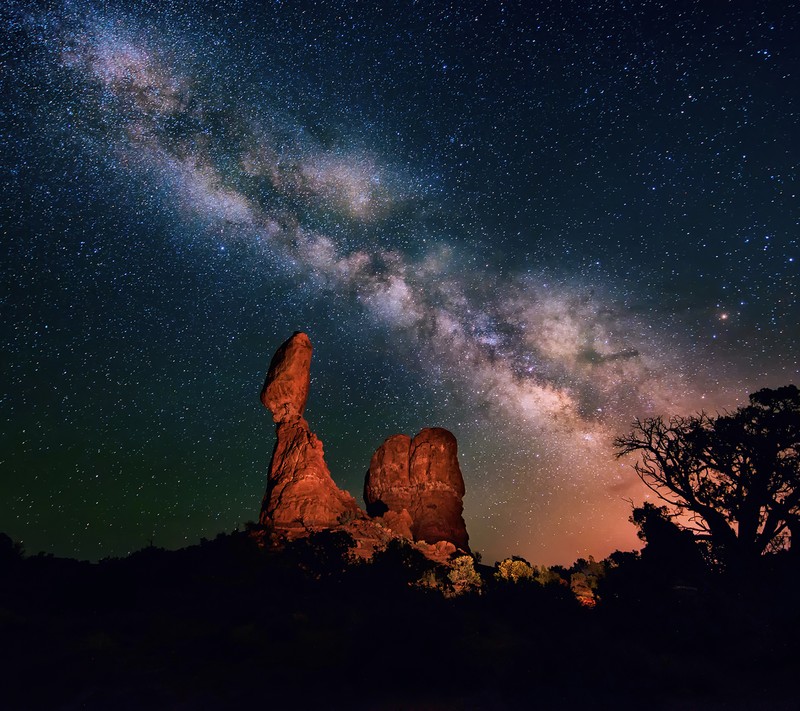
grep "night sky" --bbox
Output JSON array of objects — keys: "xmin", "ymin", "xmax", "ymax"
[{"xmin": 3, "ymin": 0, "xmax": 797, "ymax": 565}]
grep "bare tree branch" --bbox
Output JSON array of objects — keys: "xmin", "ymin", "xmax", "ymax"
[{"xmin": 614, "ymin": 385, "xmax": 800, "ymax": 568}]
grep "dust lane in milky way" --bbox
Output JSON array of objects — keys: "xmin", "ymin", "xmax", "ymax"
[{"xmin": 58, "ymin": 8, "xmax": 689, "ymax": 425}]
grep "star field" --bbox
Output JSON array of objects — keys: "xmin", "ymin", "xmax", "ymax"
[{"xmin": 2, "ymin": 0, "xmax": 798, "ymax": 564}]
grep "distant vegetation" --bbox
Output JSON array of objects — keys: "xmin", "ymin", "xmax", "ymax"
[{"xmin": 3, "ymin": 525, "xmax": 799, "ymax": 709}]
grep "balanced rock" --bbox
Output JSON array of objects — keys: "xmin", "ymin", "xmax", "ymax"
[
  {"xmin": 260, "ymin": 331, "xmax": 312, "ymax": 423},
  {"xmin": 364, "ymin": 428, "xmax": 469, "ymax": 550},
  {"xmin": 258, "ymin": 332, "xmax": 359, "ymax": 532},
  {"xmin": 256, "ymin": 331, "xmax": 471, "ymax": 560}
]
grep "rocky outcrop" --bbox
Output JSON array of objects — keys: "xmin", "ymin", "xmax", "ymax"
[
  {"xmin": 258, "ymin": 332, "xmax": 360, "ymax": 532},
  {"xmin": 365, "ymin": 428, "xmax": 469, "ymax": 550},
  {"xmin": 257, "ymin": 331, "xmax": 470, "ymax": 561}
]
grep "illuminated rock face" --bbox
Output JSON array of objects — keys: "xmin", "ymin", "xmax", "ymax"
[
  {"xmin": 364, "ymin": 428, "xmax": 469, "ymax": 550},
  {"xmin": 258, "ymin": 332, "xmax": 359, "ymax": 531},
  {"xmin": 258, "ymin": 331, "xmax": 469, "ymax": 558},
  {"xmin": 260, "ymin": 331, "xmax": 312, "ymax": 423}
]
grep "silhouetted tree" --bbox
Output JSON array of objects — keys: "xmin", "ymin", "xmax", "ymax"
[
  {"xmin": 615, "ymin": 385, "xmax": 800, "ymax": 571},
  {"xmin": 630, "ymin": 502, "xmax": 708, "ymax": 585},
  {"xmin": 367, "ymin": 538, "xmax": 436, "ymax": 588},
  {"xmin": 0, "ymin": 533, "xmax": 25, "ymax": 563},
  {"xmin": 282, "ymin": 530, "xmax": 356, "ymax": 580}
]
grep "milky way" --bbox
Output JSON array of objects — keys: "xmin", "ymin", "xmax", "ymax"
[{"xmin": 3, "ymin": 0, "xmax": 797, "ymax": 564}]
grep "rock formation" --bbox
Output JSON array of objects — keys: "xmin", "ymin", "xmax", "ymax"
[
  {"xmin": 258, "ymin": 332, "xmax": 360, "ymax": 532},
  {"xmin": 364, "ymin": 428, "xmax": 469, "ymax": 550},
  {"xmin": 257, "ymin": 331, "xmax": 470, "ymax": 561},
  {"xmin": 259, "ymin": 330, "xmax": 312, "ymax": 423}
]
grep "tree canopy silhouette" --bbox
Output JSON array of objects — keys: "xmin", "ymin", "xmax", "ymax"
[{"xmin": 614, "ymin": 385, "xmax": 800, "ymax": 570}]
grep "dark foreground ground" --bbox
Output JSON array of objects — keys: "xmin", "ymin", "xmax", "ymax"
[{"xmin": 1, "ymin": 531, "xmax": 797, "ymax": 710}]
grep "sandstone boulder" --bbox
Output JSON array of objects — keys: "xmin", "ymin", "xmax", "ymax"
[
  {"xmin": 364, "ymin": 428, "xmax": 469, "ymax": 550},
  {"xmin": 260, "ymin": 331, "xmax": 312, "ymax": 423}
]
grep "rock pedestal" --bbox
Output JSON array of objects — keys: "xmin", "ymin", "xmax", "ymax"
[{"xmin": 258, "ymin": 332, "xmax": 359, "ymax": 532}]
